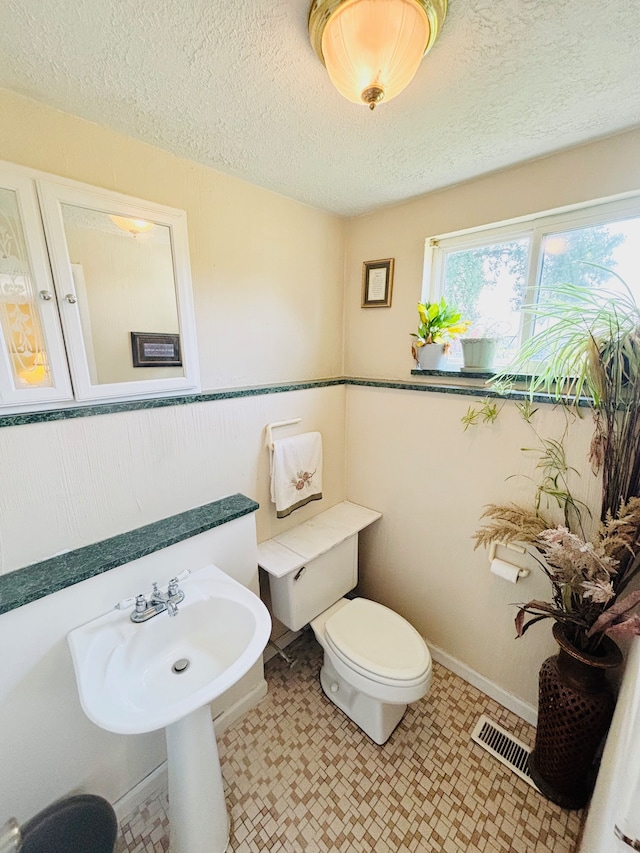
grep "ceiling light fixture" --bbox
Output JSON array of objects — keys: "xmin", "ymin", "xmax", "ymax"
[{"xmin": 308, "ymin": 0, "xmax": 447, "ymax": 110}]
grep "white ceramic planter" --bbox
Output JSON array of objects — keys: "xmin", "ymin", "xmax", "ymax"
[
  {"xmin": 416, "ymin": 343, "xmax": 447, "ymax": 370},
  {"xmin": 460, "ymin": 338, "xmax": 497, "ymax": 372}
]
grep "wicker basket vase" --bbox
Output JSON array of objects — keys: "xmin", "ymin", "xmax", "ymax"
[{"xmin": 528, "ymin": 623, "xmax": 623, "ymax": 810}]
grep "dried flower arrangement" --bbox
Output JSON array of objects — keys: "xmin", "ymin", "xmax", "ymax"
[{"xmin": 475, "ymin": 500, "xmax": 640, "ymax": 653}]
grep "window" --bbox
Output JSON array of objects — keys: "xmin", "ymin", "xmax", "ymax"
[{"xmin": 426, "ymin": 195, "xmax": 640, "ymax": 369}]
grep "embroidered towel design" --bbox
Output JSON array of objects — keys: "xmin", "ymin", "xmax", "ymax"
[{"xmin": 270, "ymin": 431, "xmax": 323, "ymax": 518}]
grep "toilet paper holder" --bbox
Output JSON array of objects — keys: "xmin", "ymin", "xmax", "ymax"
[{"xmin": 488, "ymin": 541, "xmax": 530, "ymax": 579}]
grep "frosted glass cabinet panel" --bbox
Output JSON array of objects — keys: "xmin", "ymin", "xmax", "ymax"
[
  {"xmin": 0, "ymin": 170, "xmax": 72, "ymax": 406},
  {"xmin": 0, "ymin": 161, "xmax": 199, "ymax": 412}
]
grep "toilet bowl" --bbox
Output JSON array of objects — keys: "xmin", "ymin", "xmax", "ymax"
[
  {"xmin": 258, "ymin": 503, "xmax": 432, "ymax": 744},
  {"xmin": 311, "ymin": 597, "xmax": 432, "ymax": 744}
]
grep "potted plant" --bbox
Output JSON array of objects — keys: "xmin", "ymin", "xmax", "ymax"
[
  {"xmin": 460, "ymin": 336, "xmax": 497, "ymax": 372},
  {"xmin": 460, "ymin": 322, "xmax": 506, "ymax": 372},
  {"xmin": 410, "ymin": 298, "xmax": 470, "ymax": 370},
  {"xmin": 474, "ymin": 271, "xmax": 640, "ymax": 808}
]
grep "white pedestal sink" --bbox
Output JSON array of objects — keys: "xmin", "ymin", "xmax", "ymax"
[
  {"xmin": 166, "ymin": 706, "xmax": 228, "ymax": 853},
  {"xmin": 68, "ymin": 564, "xmax": 271, "ymax": 853}
]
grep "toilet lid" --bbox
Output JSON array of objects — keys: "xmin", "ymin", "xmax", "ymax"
[{"xmin": 324, "ymin": 598, "xmax": 431, "ymax": 683}]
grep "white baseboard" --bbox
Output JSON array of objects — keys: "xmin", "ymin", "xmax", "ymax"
[
  {"xmin": 262, "ymin": 626, "xmax": 537, "ymax": 726},
  {"xmin": 113, "ymin": 763, "xmax": 168, "ymax": 822},
  {"xmin": 212, "ymin": 678, "xmax": 268, "ymax": 735},
  {"xmin": 113, "ymin": 678, "xmax": 268, "ymax": 822},
  {"xmin": 429, "ymin": 643, "xmax": 537, "ymax": 726}
]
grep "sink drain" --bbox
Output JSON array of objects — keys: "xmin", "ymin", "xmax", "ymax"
[{"xmin": 172, "ymin": 658, "xmax": 190, "ymax": 674}]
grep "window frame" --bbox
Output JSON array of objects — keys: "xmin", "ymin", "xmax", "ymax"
[{"xmin": 424, "ymin": 192, "xmax": 640, "ymax": 363}]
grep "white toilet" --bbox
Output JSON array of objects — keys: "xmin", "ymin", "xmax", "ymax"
[{"xmin": 260, "ymin": 509, "xmax": 432, "ymax": 745}]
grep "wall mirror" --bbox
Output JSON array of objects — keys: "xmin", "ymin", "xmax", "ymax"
[{"xmin": 37, "ymin": 179, "xmax": 199, "ymax": 402}]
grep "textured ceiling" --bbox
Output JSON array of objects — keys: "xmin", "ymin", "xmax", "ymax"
[{"xmin": 1, "ymin": 0, "xmax": 639, "ymax": 216}]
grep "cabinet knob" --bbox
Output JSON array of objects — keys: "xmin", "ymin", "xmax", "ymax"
[
  {"xmin": 64, "ymin": 293, "xmax": 77, "ymax": 304},
  {"xmin": 39, "ymin": 290, "xmax": 53, "ymax": 301}
]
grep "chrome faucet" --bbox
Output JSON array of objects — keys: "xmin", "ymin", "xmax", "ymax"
[{"xmin": 116, "ymin": 571, "xmax": 189, "ymax": 622}]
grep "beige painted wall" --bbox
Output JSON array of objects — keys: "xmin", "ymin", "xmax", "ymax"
[
  {"xmin": 349, "ymin": 386, "xmax": 599, "ymax": 708},
  {"xmin": 345, "ymin": 128, "xmax": 640, "ymax": 382},
  {"xmin": 0, "ymin": 88, "xmax": 347, "ymax": 574},
  {"xmin": 345, "ymin": 129, "xmax": 640, "ymax": 709},
  {"xmin": 0, "ymin": 88, "xmax": 345, "ymax": 392},
  {"xmin": 0, "ymin": 385, "xmax": 346, "ymax": 571}
]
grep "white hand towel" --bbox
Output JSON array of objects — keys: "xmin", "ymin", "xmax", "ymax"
[{"xmin": 270, "ymin": 432, "xmax": 323, "ymax": 518}]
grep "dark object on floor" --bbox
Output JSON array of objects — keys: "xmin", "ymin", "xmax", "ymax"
[
  {"xmin": 20, "ymin": 794, "xmax": 117, "ymax": 853},
  {"xmin": 529, "ymin": 623, "xmax": 622, "ymax": 810}
]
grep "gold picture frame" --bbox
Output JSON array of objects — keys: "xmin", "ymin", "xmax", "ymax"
[{"xmin": 362, "ymin": 258, "xmax": 394, "ymax": 308}]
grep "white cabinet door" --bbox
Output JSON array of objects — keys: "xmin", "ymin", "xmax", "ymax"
[
  {"xmin": 0, "ymin": 168, "xmax": 73, "ymax": 407},
  {"xmin": 37, "ymin": 180, "xmax": 200, "ymax": 402}
]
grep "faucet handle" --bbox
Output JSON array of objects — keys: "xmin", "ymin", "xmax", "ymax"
[
  {"xmin": 168, "ymin": 570, "xmax": 190, "ymax": 596},
  {"xmin": 115, "ymin": 596, "xmax": 137, "ymax": 611},
  {"xmin": 115, "ymin": 592, "xmax": 151, "ymax": 611},
  {"xmin": 172, "ymin": 570, "xmax": 190, "ymax": 583},
  {"xmin": 0, "ymin": 818, "xmax": 21, "ymax": 853}
]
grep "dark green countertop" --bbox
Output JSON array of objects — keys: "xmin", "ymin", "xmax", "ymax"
[{"xmin": 0, "ymin": 493, "xmax": 258, "ymax": 615}]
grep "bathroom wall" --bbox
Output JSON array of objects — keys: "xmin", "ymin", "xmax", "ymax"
[
  {"xmin": 0, "ymin": 88, "xmax": 346, "ymax": 396},
  {"xmin": 345, "ymin": 128, "xmax": 640, "ymax": 711},
  {"xmin": 0, "ymin": 88, "xmax": 347, "ymax": 570},
  {"xmin": 0, "ymin": 90, "xmax": 347, "ymax": 820},
  {"xmin": 0, "ymin": 384, "xmax": 346, "ymax": 823}
]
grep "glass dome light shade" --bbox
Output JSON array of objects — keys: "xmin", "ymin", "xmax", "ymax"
[{"xmin": 321, "ymin": 0, "xmax": 430, "ymax": 107}]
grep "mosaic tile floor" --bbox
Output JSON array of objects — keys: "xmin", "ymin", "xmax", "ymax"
[{"xmin": 116, "ymin": 631, "xmax": 583, "ymax": 852}]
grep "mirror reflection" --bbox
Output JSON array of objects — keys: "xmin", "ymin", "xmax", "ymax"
[
  {"xmin": 0, "ymin": 187, "xmax": 52, "ymax": 388},
  {"xmin": 60, "ymin": 204, "xmax": 183, "ymax": 384}
]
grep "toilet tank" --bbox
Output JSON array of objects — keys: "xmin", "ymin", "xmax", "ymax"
[{"xmin": 268, "ymin": 535, "xmax": 357, "ymax": 632}]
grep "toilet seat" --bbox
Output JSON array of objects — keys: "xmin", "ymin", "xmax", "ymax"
[
  {"xmin": 311, "ymin": 596, "xmax": 432, "ymax": 742},
  {"xmin": 324, "ymin": 598, "xmax": 431, "ymax": 688}
]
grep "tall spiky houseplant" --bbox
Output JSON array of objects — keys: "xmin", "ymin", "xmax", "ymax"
[
  {"xmin": 476, "ymin": 269, "xmax": 640, "ymax": 652},
  {"xmin": 474, "ymin": 269, "xmax": 640, "ymax": 807}
]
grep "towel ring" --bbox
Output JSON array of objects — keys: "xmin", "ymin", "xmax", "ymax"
[{"xmin": 265, "ymin": 418, "xmax": 302, "ymax": 449}]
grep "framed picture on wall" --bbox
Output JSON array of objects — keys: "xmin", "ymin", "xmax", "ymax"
[
  {"xmin": 362, "ymin": 258, "xmax": 394, "ymax": 307},
  {"xmin": 130, "ymin": 332, "xmax": 182, "ymax": 367}
]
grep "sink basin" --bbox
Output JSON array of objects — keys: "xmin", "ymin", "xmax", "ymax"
[
  {"xmin": 69, "ymin": 561, "xmax": 271, "ymax": 853},
  {"xmin": 68, "ymin": 563, "xmax": 272, "ymax": 735}
]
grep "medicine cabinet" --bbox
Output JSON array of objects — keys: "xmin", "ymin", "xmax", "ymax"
[{"xmin": 0, "ymin": 161, "xmax": 199, "ymax": 412}]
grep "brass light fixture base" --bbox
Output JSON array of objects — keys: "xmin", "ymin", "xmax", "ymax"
[
  {"xmin": 308, "ymin": 0, "xmax": 448, "ymax": 69},
  {"xmin": 362, "ymin": 86, "xmax": 385, "ymax": 110}
]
